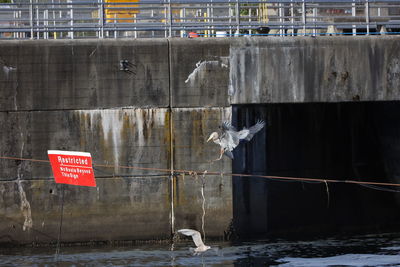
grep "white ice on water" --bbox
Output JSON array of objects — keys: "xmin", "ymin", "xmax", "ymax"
[{"xmin": 277, "ymin": 253, "xmax": 400, "ymax": 267}]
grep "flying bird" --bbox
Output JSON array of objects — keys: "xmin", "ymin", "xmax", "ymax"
[
  {"xmin": 178, "ymin": 229, "xmax": 211, "ymax": 254},
  {"xmin": 207, "ymin": 120, "xmax": 265, "ymax": 160}
]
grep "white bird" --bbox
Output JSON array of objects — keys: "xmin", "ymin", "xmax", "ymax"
[
  {"xmin": 207, "ymin": 120, "xmax": 265, "ymax": 160},
  {"xmin": 178, "ymin": 229, "xmax": 211, "ymax": 254}
]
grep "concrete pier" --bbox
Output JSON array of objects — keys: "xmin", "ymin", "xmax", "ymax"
[{"xmin": 0, "ymin": 36, "xmax": 400, "ymax": 245}]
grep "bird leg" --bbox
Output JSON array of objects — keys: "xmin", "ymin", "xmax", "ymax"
[
  {"xmin": 219, "ymin": 148, "xmax": 224, "ymax": 160},
  {"xmin": 211, "ymin": 148, "xmax": 224, "ymax": 162}
]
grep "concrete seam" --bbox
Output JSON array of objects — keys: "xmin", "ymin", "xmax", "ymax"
[
  {"xmin": 167, "ymin": 38, "xmax": 175, "ymax": 238},
  {"xmin": 0, "ymin": 107, "xmax": 171, "ymax": 113}
]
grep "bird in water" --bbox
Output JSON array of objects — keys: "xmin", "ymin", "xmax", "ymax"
[
  {"xmin": 207, "ymin": 120, "xmax": 265, "ymax": 161},
  {"xmin": 178, "ymin": 229, "xmax": 211, "ymax": 254}
]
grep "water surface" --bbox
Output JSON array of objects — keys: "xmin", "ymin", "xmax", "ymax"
[{"xmin": 1, "ymin": 232, "xmax": 400, "ymax": 266}]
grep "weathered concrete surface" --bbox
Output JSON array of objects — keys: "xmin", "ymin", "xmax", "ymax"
[
  {"xmin": 169, "ymin": 39, "xmax": 230, "ymax": 108},
  {"xmin": 1, "ymin": 178, "xmax": 171, "ymax": 244},
  {"xmin": 1, "ymin": 37, "xmax": 400, "ymax": 112},
  {"xmin": 172, "ymin": 107, "xmax": 232, "ymax": 237},
  {"xmin": 0, "ymin": 109, "xmax": 172, "ymax": 244},
  {"xmin": 0, "ymin": 109, "xmax": 170, "ymax": 180},
  {"xmin": 0, "ymin": 106, "xmax": 233, "ymax": 244},
  {"xmin": 229, "ymin": 36, "xmax": 400, "ymax": 103},
  {"xmin": 0, "ymin": 39, "xmax": 169, "ymax": 111},
  {"xmin": 1, "ymin": 36, "xmax": 400, "ymax": 245}
]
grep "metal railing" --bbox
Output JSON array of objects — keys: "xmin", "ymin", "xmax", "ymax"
[{"xmin": 0, "ymin": 0, "xmax": 400, "ymax": 39}]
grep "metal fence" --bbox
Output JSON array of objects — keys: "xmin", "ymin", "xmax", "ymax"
[{"xmin": 1, "ymin": 0, "xmax": 400, "ymax": 39}]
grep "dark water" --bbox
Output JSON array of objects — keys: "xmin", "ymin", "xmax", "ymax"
[{"xmin": 1, "ymin": 233, "xmax": 400, "ymax": 266}]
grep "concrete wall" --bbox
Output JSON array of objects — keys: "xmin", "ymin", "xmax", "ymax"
[
  {"xmin": 0, "ymin": 39, "xmax": 169, "ymax": 111},
  {"xmin": 229, "ymin": 36, "xmax": 400, "ymax": 103},
  {"xmin": 170, "ymin": 39, "xmax": 230, "ymax": 108},
  {"xmin": 0, "ymin": 36, "xmax": 399, "ymax": 245},
  {"xmin": 0, "ymin": 39, "xmax": 232, "ymax": 245}
]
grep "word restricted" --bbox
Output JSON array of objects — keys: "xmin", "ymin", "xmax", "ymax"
[{"xmin": 48, "ymin": 150, "xmax": 96, "ymax": 187}]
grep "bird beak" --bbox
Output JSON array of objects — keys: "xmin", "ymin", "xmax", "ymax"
[{"xmin": 206, "ymin": 135, "xmax": 213, "ymax": 142}]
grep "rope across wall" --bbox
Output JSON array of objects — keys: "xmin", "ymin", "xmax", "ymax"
[{"xmin": 1, "ymin": 155, "xmax": 400, "ymax": 192}]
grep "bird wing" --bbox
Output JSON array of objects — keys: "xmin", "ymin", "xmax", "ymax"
[
  {"xmin": 238, "ymin": 120, "xmax": 265, "ymax": 141},
  {"xmin": 224, "ymin": 150, "xmax": 234, "ymax": 159},
  {"xmin": 220, "ymin": 121, "xmax": 240, "ymax": 151},
  {"xmin": 221, "ymin": 121, "xmax": 237, "ymax": 132},
  {"xmin": 177, "ymin": 229, "xmax": 205, "ymax": 248},
  {"xmin": 221, "ymin": 131, "xmax": 240, "ymax": 151}
]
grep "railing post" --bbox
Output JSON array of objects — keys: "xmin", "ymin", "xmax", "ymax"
[
  {"xmin": 35, "ymin": 0, "xmax": 39, "ymax": 39},
  {"xmin": 151, "ymin": 9, "xmax": 155, "ymax": 37},
  {"xmin": 249, "ymin": 7, "xmax": 252, "ymax": 35},
  {"xmin": 211, "ymin": 0, "xmax": 214, "ymax": 36},
  {"xmin": 99, "ymin": 0, "xmax": 104, "ymax": 38},
  {"xmin": 179, "ymin": 8, "xmax": 185, "ymax": 37},
  {"xmin": 365, "ymin": 0, "xmax": 370, "ymax": 35},
  {"xmin": 168, "ymin": 0, "xmax": 172, "ymax": 37},
  {"xmin": 113, "ymin": 14, "xmax": 116, "ymax": 38},
  {"xmin": 206, "ymin": 2, "xmax": 210, "ymax": 37},
  {"xmin": 228, "ymin": 0, "xmax": 232, "ymax": 36},
  {"xmin": 59, "ymin": 0, "xmax": 63, "ymax": 38},
  {"xmin": 12, "ymin": 0, "xmax": 16, "ymax": 38},
  {"xmin": 352, "ymin": 0, "xmax": 356, "ymax": 35},
  {"xmin": 163, "ymin": 0, "xmax": 167, "ymax": 37},
  {"xmin": 52, "ymin": 0, "xmax": 56, "ymax": 39},
  {"xmin": 290, "ymin": 0, "xmax": 294, "ymax": 36},
  {"xmin": 44, "ymin": 8, "xmax": 48, "ymax": 39},
  {"xmin": 29, "ymin": 0, "xmax": 34, "ymax": 39},
  {"xmin": 235, "ymin": 0, "xmax": 240, "ymax": 35},
  {"xmin": 312, "ymin": 6, "xmax": 317, "ymax": 36},
  {"xmin": 68, "ymin": 0, "xmax": 73, "ymax": 39},
  {"xmin": 279, "ymin": 3, "xmax": 284, "ymax": 36},
  {"xmin": 302, "ymin": 0, "xmax": 306, "ymax": 36}
]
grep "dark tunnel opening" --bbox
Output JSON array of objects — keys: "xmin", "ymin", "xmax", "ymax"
[{"xmin": 232, "ymin": 101, "xmax": 400, "ymax": 239}]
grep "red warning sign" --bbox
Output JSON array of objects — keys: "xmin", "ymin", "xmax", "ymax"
[{"xmin": 48, "ymin": 150, "xmax": 96, "ymax": 187}]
